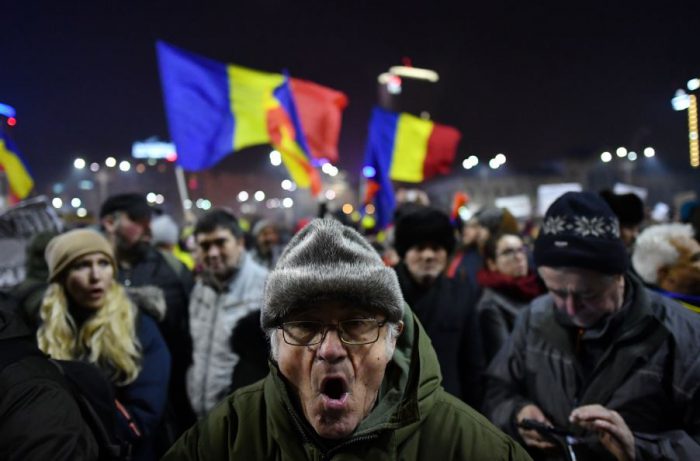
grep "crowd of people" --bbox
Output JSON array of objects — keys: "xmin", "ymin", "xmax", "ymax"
[{"xmin": 1, "ymin": 187, "xmax": 699, "ymax": 460}]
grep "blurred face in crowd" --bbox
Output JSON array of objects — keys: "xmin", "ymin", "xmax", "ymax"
[
  {"xmin": 462, "ymin": 220, "xmax": 482, "ymax": 247},
  {"xmin": 196, "ymin": 226, "xmax": 244, "ymax": 282},
  {"xmin": 620, "ymin": 225, "xmax": 640, "ymax": 249},
  {"xmin": 658, "ymin": 236, "xmax": 700, "ymax": 296},
  {"xmin": 256, "ymin": 225, "xmax": 280, "ymax": 255},
  {"xmin": 487, "ymin": 235, "xmax": 528, "ymax": 277},
  {"xmin": 404, "ymin": 242, "xmax": 448, "ymax": 286},
  {"xmin": 538, "ymin": 266, "xmax": 625, "ymax": 328},
  {"xmin": 64, "ymin": 252, "xmax": 114, "ymax": 310},
  {"xmin": 276, "ymin": 302, "xmax": 401, "ymax": 440},
  {"xmin": 103, "ymin": 211, "xmax": 151, "ymax": 255}
]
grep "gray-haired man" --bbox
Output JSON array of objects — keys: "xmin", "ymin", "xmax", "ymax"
[
  {"xmin": 484, "ymin": 192, "xmax": 700, "ymax": 460},
  {"xmin": 164, "ymin": 218, "xmax": 529, "ymax": 460}
]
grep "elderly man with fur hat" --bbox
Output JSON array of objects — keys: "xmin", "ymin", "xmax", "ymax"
[
  {"xmin": 163, "ymin": 218, "xmax": 530, "ymax": 460},
  {"xmin": 393, "ymin": 204, "xmax": 483, "ymax": 407},
  {"xmin": 483, "ymin": 192, "xmax": 700, "ymax": 461}
]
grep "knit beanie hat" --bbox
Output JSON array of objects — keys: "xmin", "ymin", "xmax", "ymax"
[
  {"xmin": 599, "ymin": 190, "xmax": 645, "ymax": 227},
  {"xmin": 45, "ymin": 229, "xmax": 116, "ymax": 282},
  {"xmin": 261, "ymin": 218, "xmax": 404, "ymax": 329},
  {"xmin": 394, "ymin": 206, "xmax": 456, "ymax": 259},
  {"xmin": 151, "ymin": 214, "xmax": 179, "ymax": 246},
  {"xmin": 534, "ymin": 191, "xmax": 628, "ymax": 274}
]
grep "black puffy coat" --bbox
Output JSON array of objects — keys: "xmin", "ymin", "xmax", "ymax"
[
  {"xmin": 395, "ymin": 262, "xmax": 483, "ymax": 407},
  {"xmin": 0, "ymin": 303, "xmax": 98, "ymax": 460}
]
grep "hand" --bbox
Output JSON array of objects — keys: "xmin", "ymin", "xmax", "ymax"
[
  {"xmin": 516, "ymin": 404, "xmax": 556, "ymax": 450},
  {"xmin": 570, "ymin": 404, "xmax": 635, "ymax": 461}
]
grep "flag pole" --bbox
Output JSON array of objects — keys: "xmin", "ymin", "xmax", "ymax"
[{"xmin": 174, "ymin": 165, "xmax": 191, "ymax": 221}]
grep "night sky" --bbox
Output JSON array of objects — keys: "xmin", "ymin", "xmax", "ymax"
[{"xmin": 2, "ymin": 2, "xmax": 699, "ymax": 192}]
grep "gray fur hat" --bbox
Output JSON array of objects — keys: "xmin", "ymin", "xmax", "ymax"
[{"xmin": 261, "ymin": 218, "xmax": 404, "ymax": 329}]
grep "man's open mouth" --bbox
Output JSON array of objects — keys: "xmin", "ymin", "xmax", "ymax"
[{"xmin": 320, "ymin": 376, "xmax": 349, "ymax": 410}]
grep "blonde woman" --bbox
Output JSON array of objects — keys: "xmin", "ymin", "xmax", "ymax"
[{"xmin": 37, "ymin": 229, "xmax": 170, "ymax": 461}]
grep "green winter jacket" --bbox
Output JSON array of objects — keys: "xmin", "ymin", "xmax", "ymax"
[{"xmin": 162, "ymin": 310, "xmax": 531, "ymax": 460}]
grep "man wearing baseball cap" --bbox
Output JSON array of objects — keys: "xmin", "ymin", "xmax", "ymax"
[{"xmin": 483, "ymin": 191, "xmax": 700, "ymax": 460}]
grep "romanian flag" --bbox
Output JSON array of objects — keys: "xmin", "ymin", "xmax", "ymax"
[
  {"xmin": 363, "ymin": 107, "xmax": 461, "ymax": 228},
  {"xmin": 289, "ymin": 78, "xmax": 348, "ymax": 164},
  {"xmin": 156, "ymin": 41, "xmax": 345, "ymax": 194},
  {"xmin": 0, "ymin": 131, "xmax": 33, "ymax": 200}
]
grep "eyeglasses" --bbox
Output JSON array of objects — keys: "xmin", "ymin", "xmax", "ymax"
[
  {"xmin": 497, "ymin": 247, "xmax": 526, "ymax": 259},
  {"xmin": 278, "ymin": 319, "xmax": 387, "ymax": 346}
]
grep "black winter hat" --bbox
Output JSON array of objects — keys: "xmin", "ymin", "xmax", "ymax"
[
  {"xmin": 394, "ymin": 206, "xmax": 456, "ymax": 259},
  {"xmin": 534, "ymin": 191, "xmax": 628, "ymax": 275},
  {"xmin": 599, "ymin": 190, "xmax": 644, "ymax": 226},
  {"xmin": 99, "ymin": 193, "xmax": 152, "ymax": 220}
]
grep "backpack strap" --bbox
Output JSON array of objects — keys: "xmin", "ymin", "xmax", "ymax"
[{"xmin": 50, "ymin": 359, "xmax": 133, "ymax": 461}]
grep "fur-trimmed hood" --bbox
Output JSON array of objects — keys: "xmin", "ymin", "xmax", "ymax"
[{"xmin": 126, "ymin": 285, "xmax": 166, "ymax": 321}]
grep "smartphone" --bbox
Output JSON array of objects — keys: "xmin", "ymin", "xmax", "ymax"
[{"xmin": 518, "ymin": 418, "xmax": 574, "ymax": 437}]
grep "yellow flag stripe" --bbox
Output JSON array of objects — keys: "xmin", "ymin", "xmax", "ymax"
[
  {"xmin": 228, "ymin": 65, "xmax": 284, "ymax": 151},
  {"xmin": 0, "ymin": 139, "xmax": 33, "ymax": 199},
  {"xmin": 276, "ymin": 126, "xmax": 312, "ymax": 188},
  {"xmin": 388, "ymin": 113, "xmax": 433, "ymax": 183}
]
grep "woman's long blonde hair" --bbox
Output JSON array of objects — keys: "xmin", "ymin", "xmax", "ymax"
[{"xmin": 37, "ymin": 281, "xmax": 142, "ymax": 385}]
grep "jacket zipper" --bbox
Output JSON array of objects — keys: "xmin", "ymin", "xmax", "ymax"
[
  {"xmin": 321, "ymin": 433, "xmax": 381, "ymax": 460},
  {"xmin": 200, "ymin": 290, "xmax": 221, "ymax": 414}
]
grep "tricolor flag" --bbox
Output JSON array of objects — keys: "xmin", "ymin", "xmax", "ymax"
[
  {"xmin": 289, "ymin": 78, "xmax": 348, "ymax": 164},
  {"xmin": 157, "ymin": 41, "xmax": 347, "ymax": 195},
  {"xmin": 0, "ymin": 131, "xmax": 33, "ymax": 200},
  {"xmin": 363, "ymin": 107, "xmax": 461, "ymax": 228}
]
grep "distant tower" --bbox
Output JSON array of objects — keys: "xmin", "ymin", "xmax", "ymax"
[{"xmin": 377, "ymin": 61, "xmax": 439, "ymax": 119}]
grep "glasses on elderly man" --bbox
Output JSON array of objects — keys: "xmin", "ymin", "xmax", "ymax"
[{"xmin": 278, "ymin": 319, "xmax": 387, "ymax": 346}]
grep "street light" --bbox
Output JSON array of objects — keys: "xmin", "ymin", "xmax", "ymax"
[
  {"xmin": 270, "ymin": 150, "xmax": 282, "ymax": 166},
  {"xmin": 601, "ymin": 151, "xmax": 612, "ymax": 162},
  {"xmin": 73, "ymin": 158, "xmax": 86, "ymax": 169},
  {"xmin": 672, "ymin": 81, "xmax": 699, "ymax": 168}
]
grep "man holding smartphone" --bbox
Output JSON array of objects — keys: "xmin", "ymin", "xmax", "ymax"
[{"xmin": 483, "ymin": 192, "xmax": 700, "ymax": 460}]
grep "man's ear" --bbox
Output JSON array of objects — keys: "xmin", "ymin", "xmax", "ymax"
[
  {"xmin": 101, "ymin": 214, "xmax": 116, "ymax": 234},
  {"xmin": 395, "ymin": 320, "xmax": 405, "ymax": 338}
]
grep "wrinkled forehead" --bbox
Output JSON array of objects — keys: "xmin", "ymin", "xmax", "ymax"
[
  {"xmin": 284, "ymin": 301, "xmax": 383, "ymax": 322},
  {"xmin": 538, "ymin": 266, "xmax": 615, "ymax": 290}
]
